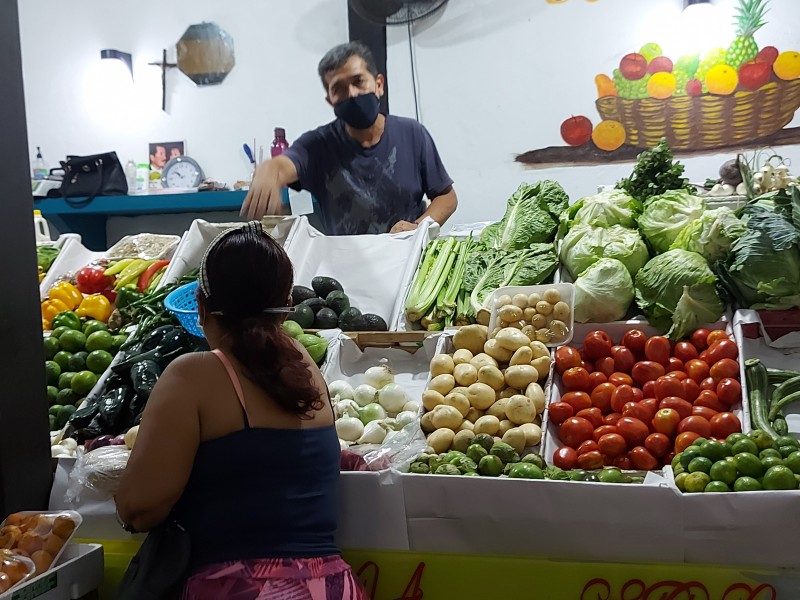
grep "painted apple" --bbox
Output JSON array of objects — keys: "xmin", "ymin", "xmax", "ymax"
[
  {"xmin": 561, "ymin": 116, "xmax": 593, "ymax": 146},
  {"xmin": 739, "ymin": 61, "xmax": 772, "ymax": 90},
  {"xmin": 686, "ymin": 78, "xmax": 703, "ymax": 96},
  {"xmin": 648, "ymin": 56, "xmax": 674, "ymax": 74},
  {"xmin": 756, "ymin": 46, "xmax": 779, "ymax": 66},
  {"xmin": 620, "ymin": 53, "xmax": 648, "ymax": 80}
]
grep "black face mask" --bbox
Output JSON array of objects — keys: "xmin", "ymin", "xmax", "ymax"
[{"xmin": 333, "ymin": 93, "xmax": 381, "ymax": 129}]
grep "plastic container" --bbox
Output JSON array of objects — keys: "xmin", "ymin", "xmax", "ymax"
[
  {"xmin": 0, "ymin": 543, "xmax": 103, "ymax": 600},
  {"xmin": 134, "ymin": 163, "xmax": 149, "ymax": 194},
  {"xmin": 124, "ymin": 160, "xmax": 137, "ymax": 194},
  {"xmin": 0, "ymin": 511, "xmax": 83, "ymax": 576},
  {"xmin": 32, "ymin": 146, "xmax": 48, "ymax": 180},
  {"xmin": 164, "ymin": 280, "xmax": 203, "ymax": 338},
  {"xmin": 33, "ymin": 210, "xmax": 51, "ymax": 244},
  {"xmin": 0, "ymin": 550, "xmax": 36, "ymax": 593},
  {"xmin": 488, "ymin": 284, "xmax": 575, "ymax": 347},
  {"xmin": 271, "ymin": 127, "xmax": 291, "ymax": 208}
]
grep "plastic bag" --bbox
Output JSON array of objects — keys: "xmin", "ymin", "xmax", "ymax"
[
  {"xmin": 106, "ymin": 233, "xmax": 180, "ymax": 260},
  {"xmin": 65, "ymin": 445, "xmax": 130, "ymax": 504},
  {"xmin": 343, "ymin": 419, "xmax": 428, "ymax": 472}
]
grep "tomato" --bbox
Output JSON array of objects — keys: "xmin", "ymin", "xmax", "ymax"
[
  {"xmin": 555, "ymin": 346, "xmax": 582, "ymax": 375},
  {"xmin": 691, "ymin": 329, "xmax": 711, "ymax": 350},
  {"xmin": 603, "ymin": 412, "xmax": 622, "ymax": 426},
  {"xmin": 652, "ymin": 408, "xmax": 680, "ymax": 437},
  {"xmin": 576, "ymin": 439, "xmax": 600, "ymax": 456},
  {"xmin": 678, "ymin": 415, "xmax": 712, "ymax": 437},
  {"xmin": 645, "ymin": 433, "xmax": 671, "ymax": 458},
  {"xmin": 577, "ymin": 450, "xmax": 605, "ymax": 470},
  {"xmin": 610, "ymin": 345, "xmax": 626, "ymax": 356},
  {"xmin": 664, "ymin": 451, "xmax": 675, "ymax": 466},
  {"xmin": 576, "ymin": 407, "xmax": 603, "ymax": 428},
  {"xmin": 710, "ymin": 358, "xmax": 739, "ymax": 382},
  {"xmin": 673, "ymin": 341, "xmax": 699, "ymax": 363},
  {"xmin": 685, "ymin": 359, "xmax": 710, "ymax": 383},
  {"xmin": 559, "ymin": 416, "xmax": 595, "ymax": 448},
  {"xmin": 666, "ymin": 370, "xmax": 688, "ymax": 382},
  {"xmin": 611, "ymin": 385, "xmax": 636, "ymax": 413},
  {"xmin": 699, "ymin": 350, "xmax": 710, "ymax": 363},
  {"xmin": 642, "ymin": 380, "xmax": 656, "ymax": 399},
  {"xmin": 587, "ymin": 371, "xmax": 608, "ymax": 391},
  {"xmin": 716, "ymin": 378, "xmax": 742, "ymax": 406},
  {"xmin": 616, "ymin": 416, "xmax": 650, "ymax": 447},
  {"xmin": 553, "ymin": 446, "xmax": 578, "ymax": 470},
  {"xmin": 581, "ymin": 360, "xmax": 595, "ymax": 372},
  {"xmin": 640, "ymin": 398, "xmax": 658, "ymax": 420},
  {"xmin": 561, "ymin": 391, "xmax": 592, "ymax": 412},
  {"xmin": 548, "ymin": 401, "xmax": 575, "ymax": 425},
  {"xmin": 631, "ymin": 361, "xmax": 666, "ymax": 385},
  {"xmin": 699, "ymin": 376, "xmax": 717, "ymax": 392},
  {"xmin": 645, "ymin": 336, "xmax": 671, "ymax": 366},
  {"xmin": 590, "ymin": 382, "xmax": 615, "ymax": 413},
  {"xmin": 674, "ymin": 431, "xmax": 701, "ymax": 453},
  {"xmin": 709, "ymin": 412, "xmax": 741, "ymax": 438},
  {"xmin": 705, "ymin": 339, "xmax": 738, "ymax": 365},
  {"xmin": 613, "ymin": 348, "xmax": 636, "ymax": 374},
  {"xmin": 692, "ymin": 406, "xmax": 718, "ymax": 420},
  {"xmin": 667, "ymin": 357, "xmax": 685, "ymax": 373},
  {"xmin": 682, "ymin": 378, "xmax": 700, "ymax": 403},
  {"xmin": 592, "ymin": 424, "xmax": 618, "ymax": 442},
  {"xmin": 583, "ymin": 331, "xmax": 613, "ymax": 360},
  {"xmin": 694, "ymin": 390, "xmax": 727, "ymax": 412},
  {"xmin": 614, "ymin": 455, "xmax": 633, "ymax": 470},
  {"xmin": 608, "ymin": 372, "xmax": 633, "ymax": 387},
  {"xmin": 659, "ymin": 397, "xmax": 693, "ymax": 420},
  {"xmin": 622, "ymin": 329, "xmax": 648, "ymax": 357},
  {"xmin": 562, "ymin": 367, "xmax": 591, "ymax": 392},
  {"xmin": 594, "ymin": 357, "xmax": 615, "ymax": 377},
  {"xmin": 598, "ymin": 433, "xmax": 627, "ymax": 458},
  {"xmin": 629, "ymin": 446, "xmax": 659, "ymax": 470},
  {"xmin": 622, "ymin": 402, "xmax": 652, "ymax": 423},
  {"xmin": 706, "ymin": 330, "xmax": 729, "ymax": 346},
  {"xmin": 655, "ymin": 376, "xmax": 684, "ymax": 400}
]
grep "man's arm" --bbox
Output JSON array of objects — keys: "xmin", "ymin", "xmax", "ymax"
[
  {"xmin": 240, "ymin": 155, "xmax": 299, "ymax": 220},
  {"xmin": 390, "ymin": 186, "xmax": 458, "ymax": 234}
]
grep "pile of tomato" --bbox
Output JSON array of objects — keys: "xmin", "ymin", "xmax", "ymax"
[{"xmin": 549, "ymin": 328, "xmax": 743, "ymax": 471}]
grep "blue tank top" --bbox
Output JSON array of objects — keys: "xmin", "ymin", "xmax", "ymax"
[{"xmin": 174, "ymin": 350, "xmax": 341, "ymax": 569}]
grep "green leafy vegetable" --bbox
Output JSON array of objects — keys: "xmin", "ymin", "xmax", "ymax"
[
  {"xmin": 560, "ymin": 224, "xmax": 649, "ymax": 279},
  {"xmin": 404, "ymin": 237, "xmax": 460, "ymax": 323},
  {"xmin": 616, "ymin": 138, "xmax": 692, "ymax": 203},
  {"xmin": 37, "ymin": 246, "xmax": 60, "ymax": 272},
  {"xmin": 637, "ymin": 189, "xmax": 706, "ymax": 254},
  {"xmin": 574, "ymin": 259, "xmax": 634, "ymax": 323},
  {"xmin": 670, "ymin": 206, "xmax": 746, "ymax": 263},
  {"xmin": 564, "ymin": 189, "xmax": 641, "ymax": 229}
]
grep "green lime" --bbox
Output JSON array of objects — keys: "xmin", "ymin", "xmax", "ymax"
[
  {"xmin": 43, "ymin": 336, "xmax": 60, "ymax": 360},
  {"xmin": 85, "ymin": 330, "xmax": 114, "ymax": 353},
  {"xmin": 67, "ymin": 351, "xmax": 88, "ymax": 372},
  {"xmin": 59, "ymin": 330, "xmax": 86, "ymax": 352},
  {"xmin": 44, "ymin": 361, "xmax": 61, "ymax": 386},
  {"xmin": 56, "ymin": 388, "xmax": 78, "ymax": 406},
  {"xmin": 48, "ymin": 414, "xmax": 56, "ymax": 430},
  {"xmin": 684, "ymin": 472, "xmax": 711, "ymax": 493},
  {"xmin": 731, "ymin": 438, "xmax": 759, "ymax": 456},
  {"xmin": 82, "ymin": 320, "xmax": 108, "ymax": 336},
  {"xmin": 705, "ymin": 481, "xmax": 731, "ymax": 493},
  {"xmin": 688, "ymin": 456, "xmax": 713, "ymax": 474},
  {"xmin": 508, "ymin": 463, "xmax": 544, "ymax": 479},
  {"xmin": 692, "ymin": 437, "xmax": 708, "ymax": 447},
  {"xmin": 680, "ymin": 447, "xmax": 703, "ymax": 469},
  {"xmin": 57, "ymin": 371, "xmax": 76, "ymax": 391},
  {"xmin": 761, "ymin": 455, "xmax": 785, "ymax": 471},
  {"xmin": 86, "ymin": 349, "xmax": 113, "ymax": 374},
  {"xmin": 671, "ymin": 453, "xmax": 682, "ymax": 470},
  {"xmin": 53, "ymin": 351, "xmax": 72, "ymax": 371},
  {"xmin": 760, "ymin": 448, "xmax": 782, "ymax": 460},
  {"xmin": 726, "ymin": 432, "xmax": 748, "ymax": 446},
  {"xmin": 700, "ymin": 440, "xmax": 730, "ymax": 462},
  {"xmin": 709, "ymin": 460, "xmax": 738, "ymax": 486},
  {"xmin": 281, "ymin": 320, "xmax": 304, "ymax": 339},
  {"xmin": 779, "ymin": 445, "xmax": 797, "ymax": 459},
  {"xmin": 46, "ymin": 385, "xmax": 58, "ymax": 404},
  {"xmin": 734, "ymin": 452, "xmax": 763, "ymax": 478},
  {"xmin": 598, "ymin": 467, "xmax": 625, "ymax": 484},
  {"xmin": 749, "ymin": 430, "xmax": 775, "ymax": 451},
  {"xmin": 674, "ymin": 471, "xmax": 689, "ymax": 492},
  {"xmin": 763, "ymin": 465, "xmax": 798, "ymax": 490},
  {"xmin": 48, "ymin": 404, "xmax": 62, "ymax": 417},
  {"xmin": 56, "ymin": 404, "xmax": 77, "ymax": 428},
  {"xmin": 71, "ymin": 371, "xmax": 97, "ymax": 395},
  {"xmin": 733, "ymin": 476, "xmax": 762, "ymax": 492},
  {"xmin": 51, "ymin": 326, "xmax": 71, "ymax": 339},
  {"xmin": 112, "ymin": 335, "xmax": 128, "ymax": 353},
  {"xmin": 785, "ymin": 451, "xmax": 800, "ymax": 475},
  {"xmin": 795, "ymin": 474, "xmax": 800, "ymax": 487},
  {"xmin": 673, "ymin": 463, "xmax": 686, "ymax": 476},
  {"xmin": 776, "ymin": 436, "xmax": 799, "ymax": 449}
]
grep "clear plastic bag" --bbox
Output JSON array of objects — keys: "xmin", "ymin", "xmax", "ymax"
[
  {"xmin": 106, "ymin": 233, "xmax": 180, "ymax": 260},
  {"xmin": 65, "ymin": 445, "xmax": 130, "ymax": 504},
  {"xmin": 342, "ymin": 419, "xmax": 428, "ymax": 472}
]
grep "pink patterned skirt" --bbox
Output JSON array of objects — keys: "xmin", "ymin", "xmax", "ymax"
[{"xmin": 182, "ymin": 555, "xmax": 368, "ymax": 600}]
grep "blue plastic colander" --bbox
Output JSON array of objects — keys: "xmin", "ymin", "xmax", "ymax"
[{"xmin": 164, "ymin": 280, "xmax": 205, "ymax": 338}]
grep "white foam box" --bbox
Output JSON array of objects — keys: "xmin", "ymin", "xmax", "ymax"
[{"xmin": 487, "ymin": 283, "xmax": 575, "ymax": 347}]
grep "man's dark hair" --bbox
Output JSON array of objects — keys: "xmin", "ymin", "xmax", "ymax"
[{"xmin": 317, "ymin": 41, "xmax": 379, "ymax": 88}]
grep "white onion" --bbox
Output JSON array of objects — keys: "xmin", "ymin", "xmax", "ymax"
[
  {"xmin": 336, "ymin": 416, "xmax": 364, "ymax": 442},
  {"xmin": 378, "ymin": 383, "xmax": 407, "ymax": 413},
  {"xmin": 334, "ymin": 399, "xmax": 360, "ymax": 419},
  {"xmin": 382, "ymin": 418, "xmax": 400, "ymax": 431},
  {"xmin": 358, "ymin": 403, "xmax": 387, "ymax": 425},
  {"xmin": 124, "ymin": 426, "xmax": 139, "ymax": 450},
  {"xmin": 353, "ymin": 384, "xmax": 378, "ymax": 407},
  {"xmin": 402, "ymin": 400, "xmax": 421, "ymax": 414},
  {"xmin": 339, "ymin": 438, "xmax": 349, "ymax": 452},
  {"xmin": 395, "ymin": 410, "xmax": 417, "ymax": 428},
  {"xmin": 357, "ymin": 421, "xmax": 389, "ymax": 445},
  {"xmin": 364, "ymin": 365, "xmax": 394, "ymax": 390},
  {"xmin": 328, "ymin": 380, "xmax": 355, "ymax": 401}
]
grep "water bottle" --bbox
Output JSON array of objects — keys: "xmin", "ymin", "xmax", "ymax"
[
  {"xmin": 32, "ymin": 147, "xmax": 48, "ymax": 180},
  {"xmin": 124, "ymin": 160, "xmax": 137, "ymax": 194},
  {"xmin": 33, "ymin": 210, "xmax": 51, "ymax": 243},
  {"xmin": 271, "ymin": 128, "xmax": 291, "ymax": 209},
  {"xmin": 135, "ymin": 163, "xmax": 150, "ymax": 194}
]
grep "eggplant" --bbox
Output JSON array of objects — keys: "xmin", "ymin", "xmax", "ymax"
[{"xmin": 131, "ymin": 360, "xmax": 161, "ymax": 400}]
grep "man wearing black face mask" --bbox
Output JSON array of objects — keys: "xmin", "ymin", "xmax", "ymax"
[{"xmin": 241, "ymin": 42, "xmax": 458, "ymax": 235}]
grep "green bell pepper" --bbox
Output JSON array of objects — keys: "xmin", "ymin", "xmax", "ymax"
[{"xmin": 51, "ymin": 310, "xmax": 82, "ymax": 331}]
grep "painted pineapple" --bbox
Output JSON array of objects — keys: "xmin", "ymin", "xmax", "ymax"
[
  {"xmin": 696, "ymin": 48, "xmax": 728, "ymax": 92},
  {"xmin": 725, "ymin": 0, "xmax": 769, "ymax": 70}
]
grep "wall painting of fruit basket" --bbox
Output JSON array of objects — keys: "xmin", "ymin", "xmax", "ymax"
[{"xmin": 517, "ymin": 0, "xmax": 800, "ymax": 168}]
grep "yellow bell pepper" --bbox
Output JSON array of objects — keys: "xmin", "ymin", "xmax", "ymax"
[
  {"xmin": 41, "ymin": 298, "xmax": 70, "ymax": 325},
  {"xmin": 75, "ymin": 294, "xmax": 112, "ymax": 322},
  {"xmin": 42, "ymin": 317, "xmax": 50, "ymax": 330},
  {"xmin": 49, "ymin": 281, "xmax": 83, "ymax": 310}
]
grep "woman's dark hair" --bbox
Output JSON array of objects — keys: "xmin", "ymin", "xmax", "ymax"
[{"xmin": 200, "ymin": 228, "xmax": 323, "ymax": 416}]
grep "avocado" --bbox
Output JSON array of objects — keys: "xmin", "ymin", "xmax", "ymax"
[
  {"xmin": 361, "ymin": 313, "xmax": 388, "ymax": 332},
  {"xmin": 312, "ymin": 276, "xmax": 344, "ymax": 299},
  {"xmin": 314, "ymin": 308, "xmax": 339, "ymax": 329},
  {"xmin": 291, "ymin": 285, "xmax": 317, "ymax": 305},
  {"xmin": 287, "ymin": 304, "xmax": 314, "ymax": 329},
  {"xmin": 326, "ymin": 290, "xmax": 351, "ymax": 316},
  {"xmin": 338, "ymin": 307, "xmax": 362, "ymax": 330},
  {"xmin": 300, "ymin": 297, "xmax": 326, "ymax": 314}
]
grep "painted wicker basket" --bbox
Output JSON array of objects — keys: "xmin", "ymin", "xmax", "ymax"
[{"xmin": 596, "ymin": 78, "xmax": 800, "ymax": 150}]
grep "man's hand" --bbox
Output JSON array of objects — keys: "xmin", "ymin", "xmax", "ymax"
[
  {"xmin": 240, "ymin": 156, "xmax": 298, "ymax": 221},
  {"xmin": 390, "ymin": 220, "xmax": 418, "ymax": 234}
]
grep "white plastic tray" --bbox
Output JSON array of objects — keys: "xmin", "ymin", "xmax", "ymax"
[
  {"xmin": 0, "ymin": 543, "xmax": 103, "ymax": 600},
  {"xmin": 488, "ymin": 283, "xmax": 575, "ymax": 347}
]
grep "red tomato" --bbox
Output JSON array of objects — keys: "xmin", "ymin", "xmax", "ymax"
[
  {"xmin": 666, "ymin": 370, "xmax": 689, "ymax": 382},
  {"xmin": 587, "ymin": 371, "xmax": 608, "ymax": 391},
  {"xmin": 611, "ymin": 385, "xmax": 636, "ymax": 413},
  {"xmin": 562, "ymin": 367, "xmax": 591, "ymax": 392},
  {"xmin": 553, "ymin": 446, "xmax": 578, "ymax": 470},
  {"xmin": 603, "ymin": 412, "xmax": 622, "ymax": 426},
  {"xmin": 645, "ymin": 336, "xmax": 671, "ymax": 366},
  {"xmin": 682, "ymin": 378, "xmax": 700, "ymax": 403},
  {"xmin": 717, "ymin": 378, "xmax": 742, "ymax": 406},
  {"xmin": 576, "ymin": 439, "xmax": 600, "ymax": 456},
  {"xmin": 710, "ymin": 359, "xmax": 739, "ymax": 382},
  {"xmin": 699, "ymin": 350, "xmax": 710, "ymax": 363},
  {"xmin": 691, "ymin": 329, "xmax": 711, "ymax": 351},
  {"xmin": 678, "ymin": 416, "xmax": 712, "ymax": 437},
  {"xmin": 581, "ymin": 360, "xmax": 595, "ymax": 372},
  {"xmin": 577, "ymin": 450, "xmax": 605, "ymax": 470},
  {"xmin": 694, "ymin": 390, "xmax": 727, "ymax": 412},
  {"xmin": 576, "ymin": 407, "xmax": 603, "ymax": 428},
  {"xmin": 642, "ymin": 380, "xmax": 656, "ymax": 399},
  {"xmin": 548, "ymin": 402, "xmax": 575, "ymax": 425},
  {"xmin": 645, "ymin": 433, "xmax": 671, "ymax": 458},
  {"xmin": 685, "ymin": 359, "xmax": 710, "ymax": 383},
  {"xmin": 699, "ymin": 376, "xmax": 717, "ymax": 392},
  {"xmin": 664, "ymin": 451, "xmax": 675, "ymax": 465},
  {"xmin": 613, "ymin": 348, "xmax": 636, "ymax": 374},
  {"xmin": 673, "ymin": 341, "xmax": 699, "ymax": 363},
  {"xmin": 655, "ymin": 376, "xmax": 684, "ymax": 401},
  {"xmin": 593, "ymin": 425, "xmax": 618, "ymax": 442},
  {"xmin": 675, "ymin": 431, "xmax": 701, "ymax": 453},
  {"xmin": 667, "ymin": 357, "xmax": 685, "ymax": 373},
  {"xmin": 640, "ymin": 398, "xmax": 658, "ymax": 420},
  {"xmin": 632, "ymin": 387, "xmax": 644, "ymax": 402},
  {"xmin": 706, "ymin": 330, "xmax": 729, "ymax": 346},
  {"xmin": 583, "ymin": 331, "xmax": 613, "ymax": 361},
  {"xmin": 608, "ymin": 372, "xmax": 634, "ymax": 387},
  {"xmin": 559, "ymin": 417, "xmax": 595, "ymax": 448},
  {"xmin": 561, "ymin": 391, "xmax": 592, "ymax": 412},
  {"xmin": 590, "ymin": 382, "xmax": 615, "ymax": 413},
  {"xmin": 616, "ymin": 416, "xmax": 650, "ymax": 447},
  {"xmin": 709, "ymin": 412, "xmax": 742, "ymax": 438},
  {"xmin": 622, "ymin": 402, "xmax": 652, "ymax": 423},
  {"xmin": 610, "ymin": 345, "xmax": 626, "ymax": 356},
  {"xmin": 692, "ymin": 406, "xmax": 718, "ymax": 420},
  {"xmin": 622, "ymin": 329, "xmax": 648, "ymax": 358},
  {"xmin": 629, "ymin": 446, "xmax": 659, "ymax": 470},
  {"xmin": 659, "ymin": 397, "xmax": 693, "ymax": 420},
  {"xmin": 652, "ymin": 408, "xmax": 680, "ymax": 437},
  {"xmin": 705, "ymin": 339, "xmax": 738, "ymax": 365},
  {"xmin": 555, "ymin": 346, "xmax": 582, "ymax": 375},
  {"xmin": 631, "ymin": 361, "xmax": 666, "ymax": 385},
  {"xmin": 595, "ymin": 357, "xmax": 615, "ymax": 377},
  {"xmin": 598, "ymin": 433, "xmax": 627, "ymax": 457},
  {"xmin": 614, "ymin": 455, "xmax": 633, "ymax": 470}
]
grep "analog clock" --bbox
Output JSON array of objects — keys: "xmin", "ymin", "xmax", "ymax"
[{"xmin": 161, "ymin": 156, "xmax": 205, "ymax": 188}]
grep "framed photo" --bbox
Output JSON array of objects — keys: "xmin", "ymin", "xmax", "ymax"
[{"xmin": 149, "ymin": 141, "xmax": 185, "ymax": 172}]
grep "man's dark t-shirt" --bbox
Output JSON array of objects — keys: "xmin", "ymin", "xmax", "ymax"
[{"xmin": 283, "ymin": 115, "xmax": 453, "ymax": 235}]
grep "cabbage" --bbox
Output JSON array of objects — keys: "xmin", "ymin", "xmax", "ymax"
[
  {"xmin": 638, "ymin": 190, "xmax": 706, "ymax": 254},
  {"xmin": 574, "ymin": 259, "xmax": 634, "ymax": 323},
  {"xmin": 634, "ymin": 249, "xmax": 725, "ymax": 341},
  {"xmin": 565, "ymin": 189, "xmax": 641, "ymax": 229},
  {"xmin": 560, "ymin": 224, "xmax": 649, "ymax": 279},
  {"xmin": 670, "ymin": 206, "xmax": 746, "ymax": 263}
]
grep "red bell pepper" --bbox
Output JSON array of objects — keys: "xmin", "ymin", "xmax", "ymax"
[
  {"xmin": 137, "ymin": 260, "xmax": 170, "ymax": 293},
  {"xmin": 76, "ymin": 265, "xmax": 114, "ymax": 294}
]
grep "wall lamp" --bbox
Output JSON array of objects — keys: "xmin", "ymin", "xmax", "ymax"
[
  {"xmin": 100, "ymin": 49, "xmax": 133, "ymax": 79},
  {"xmin": 684, "ymin": 0, "xmax": 711, "ymax": 10}
]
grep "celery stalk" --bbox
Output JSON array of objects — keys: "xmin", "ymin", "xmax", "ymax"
[{"xmin": 405, "ymin": 237, "xmax": 459, "ymax": 322}]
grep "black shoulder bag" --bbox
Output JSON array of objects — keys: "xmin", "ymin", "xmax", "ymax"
[{"xmin": 60, "ymin": 151, "xmax": 128, "ymax": 205}]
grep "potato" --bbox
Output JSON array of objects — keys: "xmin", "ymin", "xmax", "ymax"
[
  {"xmin": 502, "ymin": 427, "xmax": 526, "ymax": 453},
  {"xmin": 452, "ymin": 428, "xmax": 475, "ymax": 452},
  {"xmin": 429, "ymin": 374, "xmax": 455, "ymax": 396},
  {"xmin": 427, "ymin": 428, "xmax": 455, "ymax": 454},
  {"xmin": 458, "ymin": 420, "xmax": 475, "ymax": 433},
  {"xmin": 494, "ymin": 328, "xmax": 532, "ymax": 351},
  {"xmin": 486, "ymin": 398, "xmax": 509, "ymax": 419},
  {"xmin": 430, "ymin": 354, "xmax": 455, "ymax": 377},
  {"xmin": 512, "ymin": 293, "xmax": 529, "ymax": 309},
  {"xmin": 476, "ymin": 308, "xmax": 491, "ymax": 326},
  {"xmin": 529, "ymin": 341, "xmax": 549, "ymax": 359},
  {"xmin": 549, "ymin": 319, "xmax": 569, "ymax": 339},
  {"xmin": 494, "ymin": 294, "xmax": 512, "ymax": 308},
  {"xmin": 498, "ymin": 387, "xmax": 519, "ymax": 399},
  {"xmin": 543, "ymin": 288, "xmax": 561, "ymax": 304},
  {"xmin": 470, "ymin": 353, "xmax": 498, "ymax": 371},
  {"xmin": 552, "ymin": 301, "xmax": 570, "ymax": 322},
  {"xmin": 453, "ymin": 324, "xmax": 488, "ymax": 355},
  {"xmin": 535, "ymin": 301, "xmax": 553, "ymax": 316},
  {"xmin": 505, "ymin": 394, "xmax": 536, "ymax": 425},
  {"xmin": 497, "ymin": 419, "xmax": 514, "ymax": 437},
  {"xmin": 452, "ymin": 348, "xmax": 474, "ymax": 366},
  {"xmin": 493, "ymin": 436, "xmax": 503, "ymax": 444},
  {"xmin": 444, "ymin": 392, "xmax": 470, "ymax": 417},
  {"xmin": 524, "ymin": 382, "xmax": 546, "ymax": 415},
  {"xmin": 531, "ymin": 356, "xmax": 552, "ymax": 380},
  {"xmin": 535, "ymin": 328, "xmax": 551, "ymax": 343},
  {"xmin": 531, "ymin": 314, "xmax": 547, "ymax": 329},
  {"xmin": 506, "ymin": 320, "xmax": 524, "ymax": 330},
  {"xmin": 420, "ymin": 411, "xmax": 435, "ymax": 433},
  {"xmin": 521, "ymin": 324, "xmax": 535, "ymax": 339},
  {"xmin": 422, "ymin": 389, "xmax": 445, "ymax": 412},
  {"xmin": 520, "ymin": 423, "xmax": 542, "ymax": 447},
  {"xmin": 527, "ymin": 293, "xmax": 542, "ymax": 306},
  {"xmin": 484, "ymin": 339, "xmax": 514, "ymax": 362},
  {"xmin": 451, "ymin": 386, "xmax": 469, "ymax": 397},
  {"xmin": 466, "ymin": 407, "xmax": 484, "ymax": 423},
  {"xmin": 473, "ymin": 415, "xmax": 500, "ymax": 436},
  {"xmin": 509, "ymin": 346, "xmax": 533, "ymax": 366},
  {"xmin": 523, "ymin": 307, "xmax": 536, "ymax": 321},
  {"xmin": 477, "ymin": 365, "xmax": 505, "ymax": 391},
  {"xmin": 497, "ymin": 304, "xmax": 523, "ymax": 323},
  {"xmin": 431, "ymin": 405, "xmax": 464, "ymax": 431},
  {"xmin": 453, "ymin": 363, "xmax": 478, "ymax": 387},
  {"xmin": 490, "ymin": 327, "xmax": 502, "ymax": 339},
  {"xmin": 504, "ymin": 365, "xmax": 539, "ymax": 389},
  {"xmin": 467, "ymin": 382, "xmax": 496, "ymax": 410}
]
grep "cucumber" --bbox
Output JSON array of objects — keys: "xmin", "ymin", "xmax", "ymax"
[
  {"xmin": 745, "ymin": 358, "xmax": 780, "ymax": 442},
  {"xmin": 767, "ymin": 368, "xmax": 800, "ymax": 385},
  {"xmin": 768, "ymin": 376, "xmax": 800, "ymax": 421}
]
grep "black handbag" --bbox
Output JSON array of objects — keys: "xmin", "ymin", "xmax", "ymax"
[
  {"xmin": 59, "ymin": 151, "xmax": 128, "ymax": 205},
  {"xmin": 115, "ymin": 519, "xmax": 191, "ymax": 600}
]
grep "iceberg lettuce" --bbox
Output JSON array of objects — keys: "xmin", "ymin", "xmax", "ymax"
[
  {"xmin": 574, "ymin": 259, "xmax": 634, "ymax": 323},
  {"xmin": 560, "ymin": 224, "xmax": 649, "ymax": 279},
  {"xmin": 637, "ymin": 190, "xmax": 706, "ymax": 254}
]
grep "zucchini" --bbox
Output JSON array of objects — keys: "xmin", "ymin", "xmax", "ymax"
[
  {"xmin": 745, "ymin": 358, "xmax": 780, "ymax": 441},
  {"xmin": 773, "ymin": 417, "xmax": 789, "ymax": 436},
  {"xmin": 768, "ymin": 375, "xmax": 800, "ymax": 421},
  {"xmin": 767, "ymin": 368, "xmax": 800, "ymax": 385}
]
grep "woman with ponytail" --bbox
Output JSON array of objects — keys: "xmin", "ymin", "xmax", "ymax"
[{"xmin": 116, "ymin": 222, "xmax": 367, "ymax": 599}]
